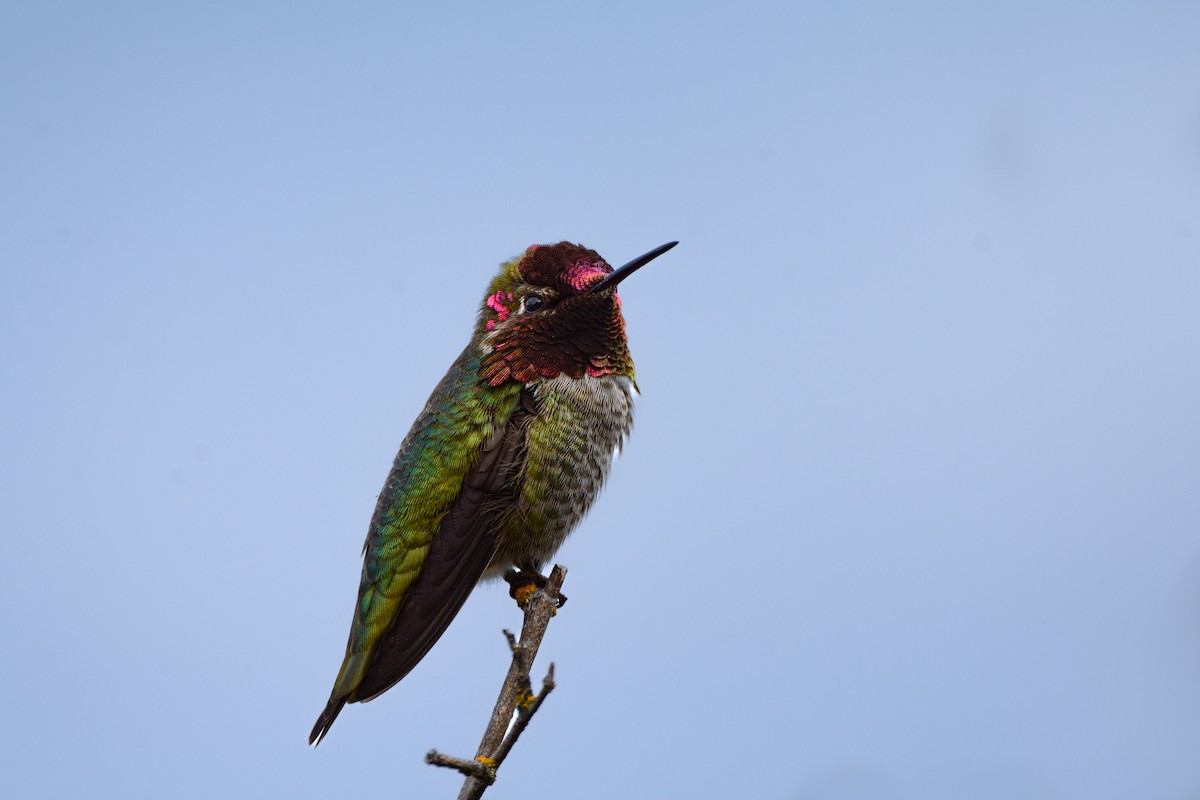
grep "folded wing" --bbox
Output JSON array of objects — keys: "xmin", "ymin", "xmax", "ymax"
[{"xmin": 310, "ymin": 387, "xmax": 535, "ymax": 745}]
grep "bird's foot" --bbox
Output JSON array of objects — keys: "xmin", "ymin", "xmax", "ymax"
[{"xmin": 503, "ymin": 567, "xmax": 567, "ymax": 608}]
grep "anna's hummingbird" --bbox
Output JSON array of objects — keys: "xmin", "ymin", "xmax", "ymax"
[{"xmin": 310, "ymin": 240, "xmax": 677, "ymax": 745}]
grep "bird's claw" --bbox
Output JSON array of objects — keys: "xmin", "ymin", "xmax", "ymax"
[{"xmin": 503, "ymin": 568, "xmax": 567, "ymax": 608}]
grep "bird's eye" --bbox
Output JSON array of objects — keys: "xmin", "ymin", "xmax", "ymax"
[{"xmin": 523, "ymin": 295, "xmax": 544, "ymax": 312}]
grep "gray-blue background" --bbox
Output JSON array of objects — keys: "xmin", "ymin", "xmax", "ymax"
[{"xmin": 3, "ymin": 2, "xmax": 1198, "ymax": 798}]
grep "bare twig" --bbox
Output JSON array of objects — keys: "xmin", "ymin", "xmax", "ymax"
[
  {"xmin": 424, "ymin": 750, "xmax": 494, "ymax": 782},
  {"xmin": 425, "ymin": 564, "xmax": 567, "ymax": 800}
]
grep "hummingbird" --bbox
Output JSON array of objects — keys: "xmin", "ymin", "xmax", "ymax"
[{"xmin": 310, "ymin": 240, "xmax": 678, "ymax": 745}]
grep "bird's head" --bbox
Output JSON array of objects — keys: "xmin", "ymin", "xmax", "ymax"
[{"xmin": 475, "ymin": 241, "xmax": 676, "ymax": 387}]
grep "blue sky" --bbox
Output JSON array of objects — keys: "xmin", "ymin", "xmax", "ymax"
[{"xmin": 2, "ymin": 2, "xmax": 1198, "ymax": 798}]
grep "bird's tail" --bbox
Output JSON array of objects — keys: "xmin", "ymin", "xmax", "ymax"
[
  {"xmin": 309, "ymin": 696, "xmax": 348, "ymax": 746},
  {"xmin": 310, "ymin": 650, "xmax": 370, "ymax": 745}
]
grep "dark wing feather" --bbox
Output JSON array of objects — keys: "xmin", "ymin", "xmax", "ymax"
[{"xmin": 349, "ymin": 389, "xmax": 535, "ymax": 702}]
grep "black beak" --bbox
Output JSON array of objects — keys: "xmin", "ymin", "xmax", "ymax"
[{"xmin": 589, "ymin": 241, "xmax": 678, "ymax": 293}]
